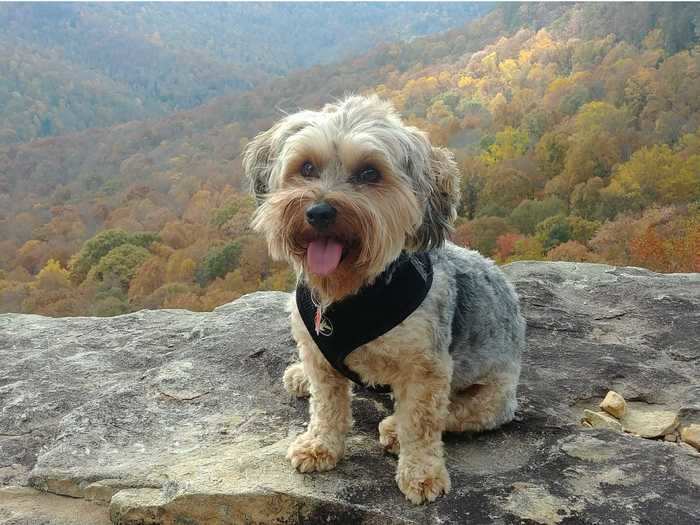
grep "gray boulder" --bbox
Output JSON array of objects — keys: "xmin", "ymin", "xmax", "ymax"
[{"xmin": 1, "ymin": 262, "xmax": 698, "ymax": 524}]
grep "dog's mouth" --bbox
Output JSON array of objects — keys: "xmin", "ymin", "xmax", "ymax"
[{"xmin": 302, "ymin": 235, "xmax": 352, "ymax": 276}]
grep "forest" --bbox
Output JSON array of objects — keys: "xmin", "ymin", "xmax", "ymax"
[
  {"xmin": 0, "ymin": 2, "xmax": 487, "ymax": 143},
  {"xmin": 0, "ymin": 3, "xmax": 698, "ymax": 317}
]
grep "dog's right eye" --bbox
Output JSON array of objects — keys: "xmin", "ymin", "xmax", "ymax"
[{"xmin": 301, "ymin": 161, "xmax": 316, "ymax": 178}]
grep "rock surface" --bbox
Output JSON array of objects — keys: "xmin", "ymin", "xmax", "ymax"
[{"xmin": 1, "ymin": 261, "xmax": 699, "ymax": 524}]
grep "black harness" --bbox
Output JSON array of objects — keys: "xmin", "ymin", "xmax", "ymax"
[{"xmin": 296, "ymin": 252, "xmax": 433, "ymax": 392}]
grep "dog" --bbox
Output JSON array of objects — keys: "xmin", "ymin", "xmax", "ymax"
[{"xmin": 243, "ymin": 95, "xmax": 525, "ymax": 504}]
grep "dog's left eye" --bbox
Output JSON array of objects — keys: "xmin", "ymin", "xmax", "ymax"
[
  {"xmin": 354, "ymin": 167, "xmax": 381, "ymax": 184},
  {"xmin": 301, "ymin": 161, "xmax": 316, "ymax": 178}
]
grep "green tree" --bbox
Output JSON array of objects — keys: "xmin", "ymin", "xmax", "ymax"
[
  {"xmin": 571, "ymin": 177, "xmax": 605, "ymax": 219},
  {"xmin": 481, "ymin": 127, "xmax": 530, "ymax": 165},
  {"xmin": 568, "ymin": 216, "xmax": 601, "ymax": 243},
  {"xmin": 93, "ymin": 244, "xmax": 151, "ymax": 290},
  {"xmin": 535, "ymin": 214, "xmax": 571, "ymax": 251},
  {"xmin": 69, "ymin": 229, "xmax": 158, "ymax": 284},
  {"xmin": 509, "ymin": 197, "xmax": 567, "ymax": 235},
  {"xmin": 196, "ymin": 241, "xmax": 242, "ymax": 285}
]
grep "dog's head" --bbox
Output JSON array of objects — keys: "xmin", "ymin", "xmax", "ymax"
[{"xmin": 244, "ymin": 95, "xmax": 460, "ymax": 301}]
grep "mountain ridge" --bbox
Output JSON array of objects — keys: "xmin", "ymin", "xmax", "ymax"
[{"xmin": 0, "ymin": 2, "xmax": 490, "ymax": 143}]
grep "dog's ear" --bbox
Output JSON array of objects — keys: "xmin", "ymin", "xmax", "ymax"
[
  {"xmin": 242, "ymin": 113, "xmax": 314, "ymax": 204},
  {"xmin": 406, "ymin": 144, "xmax": 461, "ymax": 252},
  {"xmin": 242, "ymin": 126, "xmax": 276, "ymax": 205}
]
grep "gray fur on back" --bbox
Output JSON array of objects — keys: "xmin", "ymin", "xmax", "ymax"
[{"xmin": 419, "ymin": 241, "xmax": 525, "ymax": 389}]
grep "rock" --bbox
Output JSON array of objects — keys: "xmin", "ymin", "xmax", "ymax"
[
  {"xmin": 0, "ymin": 486, "xmax": 110, "ymax": 525},
  {"xmin": 664, "ymin": 433, "xmax": 678, "ymax": 442},
  {"xmin": 582, "ymin": 410, "xmax": 623, "ymax": 432},
  {"xmin": 600, "ymin": 390, "xmax": 626, "ymax": 418},
  {"xmin": 678, "ymin": 442, "xmax": 700, "ymax": 456},
  {"xmin": 681, "ymin": 424, "xmax": 700, "ymax": 450},
  {"xmin": 620, "ymin": 409, "xmax": 679, "ymax": 438},
  {"xmin": 1, "ymin": 262, "xmax": 699, "ymax": 524}
]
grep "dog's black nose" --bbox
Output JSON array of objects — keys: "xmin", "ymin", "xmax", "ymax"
[{"xmin": 306, "ymin": 202, "xmax": 337, "ymax": 230}]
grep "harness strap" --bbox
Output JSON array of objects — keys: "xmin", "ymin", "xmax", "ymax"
[{"xmin": 296, "ymin": 252, "xmax": 433, "ymax": 392}]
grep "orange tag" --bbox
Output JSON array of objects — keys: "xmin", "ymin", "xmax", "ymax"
[{"xmin": 314, "ymin": 307, "xmax": 322, "ymax": 335}]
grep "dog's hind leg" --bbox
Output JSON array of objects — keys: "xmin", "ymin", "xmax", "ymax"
[
  {"xmin": 445, "ymin": 373, "xmax": 518, "ymax": 433},
  {"xmin": 378, "ymin": 414, "xmax": 400, "ymax": 455},
  {"xmin": 283, "ymin": 362, "xmax": 310, "ymax": 397}
]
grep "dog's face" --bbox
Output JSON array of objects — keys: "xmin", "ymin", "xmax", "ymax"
[{"xmin": 244, "ymin": 95, "xmax": 460, "ymax": 301}]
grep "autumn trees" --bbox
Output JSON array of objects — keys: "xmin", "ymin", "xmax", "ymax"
[
  {"xmin": 369, "ymin": 6, "xmax": 699, "ymax": 271},
  {"xmin": 1, "ymin": 3, "xmax": 699, "ymax": 316}
]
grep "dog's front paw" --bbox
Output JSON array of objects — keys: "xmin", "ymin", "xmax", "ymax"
[
  {"xmin": 283, "ymin": 362, "xmax": 310, "ymax": 398},
  {"xmin": 286, "ymin": 433, "xmax": 342, "ymax": 473},
  {"xmin": 396, "ymin": 456, "xmax": 451, "ymax": 504},
  {"xmin": 378, "ymin": 415, "xmax": 400, "ymax": 455}
]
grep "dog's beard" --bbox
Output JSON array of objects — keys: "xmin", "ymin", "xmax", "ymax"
[{"xmin": 252, "ymin": 186, "xmax": 421, "ymax": 303}]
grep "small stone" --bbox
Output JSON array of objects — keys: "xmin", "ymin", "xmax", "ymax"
[
  {"xmin": 599, "ymin": 391, "xmax": 626, "ymax": 418},
  {"xmin": 680, "ymin": 424, "xmax": 700, "ymax": 450},
  {"xmin": 582, "ymin": 410, "xmax": 623, "ymax": 432},
  {"xmin": 620, "ymin": 409, "xmax": 679, "ymax": 438},
  {"xmin": 663, "ymin": 433, "xmax": 677, "ymax": 442}
]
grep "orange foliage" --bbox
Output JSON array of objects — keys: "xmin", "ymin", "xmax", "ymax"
[
  {"xmin": 546, "ymin": 241, "xmax": 598, "ymax": 263},
  {"xmin": 629, "ymin": 227, "xmax": 669, "ymax": 271},
  {"xmin": 495, "ymin": 233, "xmax": 524, "ymax": 262}
]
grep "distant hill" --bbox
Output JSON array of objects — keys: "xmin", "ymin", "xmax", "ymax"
[
  {"xmin": 0, "ymin": 3, "xmax": 698, "ymax": 317},
  {"xmin": 0, "ymin": 2, "xmax": 489, "ymax": 143}
]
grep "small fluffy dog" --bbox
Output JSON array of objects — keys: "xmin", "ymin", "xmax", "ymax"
[{"xmin": 244, "ymin": 95, "xmax": 525, "ymax": 504}]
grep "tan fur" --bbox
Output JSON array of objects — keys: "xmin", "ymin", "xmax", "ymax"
[
  {"xmin": 244, "ymin": 95, "xmax": 516, "ymax": 505},
  {"xmin": 282, "ymin": 362, "xmax": 310, "ymax": 398},
  {"xmin": 287, "ymin": 296, "xmax": 454, "ymax": 504},
  {"xmin": 287, "ymin": 307, "xmax": 353, "ymax": 473},
  {"xmin": 445, "ymin": 375, "xmax": 518, "ymax": 432},
  {"xmin": 246, "ymin": 95, "xmax": 458, "ymax": 305},
  {"xmin": 251, "ymin": 176, "xmax": 420, "ymax": 303}
]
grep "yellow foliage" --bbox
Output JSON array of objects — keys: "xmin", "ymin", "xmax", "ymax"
[
  {"xmin": 35, "ymin": 259, "xmax": 71, "ymax": 290},
  {"xmin": 498, "ymin": 59, "xmax": 520, "ymax": 83},
  {"xmin": 518, "ymin": 49, "xmax": 533, "ymax": 65},
  {"xmin": 481, "ymin": 51, "xmax": 498, "ymax": 72},
  {"xmin": 489, "ymin": 92, "xmax": 507, "ymax": 114},
  {"xmin": 165, "ymin": 251, "xmax": 197, "ymax": 283},
  {"xmin": 458, "ymin": 75, "xmax": 477, "ymax": 89},
  {"xmin": 508, "ymin": 237, "xmax": 545, "ymax": 262},
  {"xmin": 532, "ymin": 29, "xmax": 555, "ymax": 50},
  {"xmin": 259, "ymin": 268, "xmax": 295, "ymax": 292},
  {"xmin": 438, "ymin": 70, "xmax": 452, "ymax": 86},
  {"xmin": 546, "ymin": 77, "xmax": 573, "ymax": 94}
]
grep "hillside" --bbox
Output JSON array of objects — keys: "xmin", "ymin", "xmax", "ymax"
[
  {"xmin": 0, "ymin": 2, "xmax": 489, "ymax": 143},
  {"xmin": 0, "ymin": 3, "xmax": 699, "ymax": 317}
]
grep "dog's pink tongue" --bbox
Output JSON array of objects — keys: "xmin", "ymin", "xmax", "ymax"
[{"xmin": 307, "ymin": 239, "xmax": 343, "ymax": 276}]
